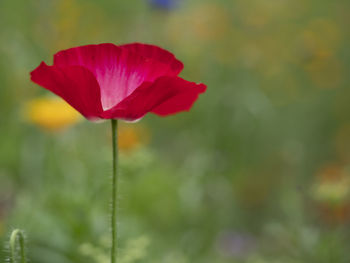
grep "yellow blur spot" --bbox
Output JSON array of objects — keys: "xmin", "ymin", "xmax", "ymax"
[
  {"xmin": 313, "ymin": 176, "xmax": 350, "ymax": 204},
  {"xmin": 312, "ymin": 164, "xmax": 350, "ymax": 204},
  {"xmin": 312, "ymin": 163, "xmax": 350, "ymax": 224},
  {"xmin": 25, "ymin": 97, "xmax": 81, "ymax": 131},
  {"xmin": 118, "ymin": 124, "xmax": 150, "ymax": 153}
]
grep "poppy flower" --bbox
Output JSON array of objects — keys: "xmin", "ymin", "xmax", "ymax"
[{"xmin": 30, "ymin": 43, "xmax": 206, "ymax": 122}]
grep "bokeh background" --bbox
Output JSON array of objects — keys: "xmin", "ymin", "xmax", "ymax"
[{"xmin": 1, "ymin": 0, "xmax": 350, "ymax": 262}]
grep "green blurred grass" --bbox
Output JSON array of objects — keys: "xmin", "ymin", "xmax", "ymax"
[{"xmin": 1, "ymin": 0, "xmax": 350, "ymax": 262}]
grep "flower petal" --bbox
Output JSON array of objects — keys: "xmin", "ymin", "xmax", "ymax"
[
  {"xmin": 120, "ymin": 43, "xmax": 184, "ymax": 75},
  {"xmin": 101, "ymin": 76, "xmax": 206, "ymax": 121},
  {"xmin": 53, "ymin": 43, "xmax": 183, "ymax": 111},
  {"xmin": 151, "ymin": 82, "xmax": 206, "ymax": 116},
  {"xmin": 30, "ymin": 62, "xmax": 103, "ymax": 120}
]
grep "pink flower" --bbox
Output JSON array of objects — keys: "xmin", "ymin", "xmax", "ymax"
[{"xmin": 30, "ymin": 43, "xmax": 206, "ymax": 121}]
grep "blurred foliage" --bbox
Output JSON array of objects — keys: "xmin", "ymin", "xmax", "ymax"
[{"xmin": 1, "ymin": 0, "xmax": 350, "ymax": 262}]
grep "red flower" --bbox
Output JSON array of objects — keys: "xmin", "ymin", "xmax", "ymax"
[{"xmin": 30, "ymin": 43, "xmax": 206, "ymax": 121}]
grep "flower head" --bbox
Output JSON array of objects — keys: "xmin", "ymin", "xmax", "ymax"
[
  {"xmin": 30, "ymin": 43, "xmax": 206, "ymax": 122},
  {"xmin": 25, "ymin": 96, "xmax": 81, "ymax": 131},
  {"xmin": 149, "ymin": 0, "xmax": 179, "ymax": 10}
]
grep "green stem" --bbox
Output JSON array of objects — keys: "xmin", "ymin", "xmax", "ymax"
[
  {"xmin": 111, "ymin": 119, "xmax": 118, "ymax": 263},
  {"xmin": 9, "ymin": 229, "xmax": 27, "ymax": 263}
]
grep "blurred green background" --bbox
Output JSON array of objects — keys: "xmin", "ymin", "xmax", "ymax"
[{"xmin": 1, "ymin": 0, "xmax": 350, "ymax": 262}]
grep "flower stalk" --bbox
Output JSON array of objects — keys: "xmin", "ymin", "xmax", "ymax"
[
  {"xmin": 111, "ymin": 119, "xmax": 119, "ymax": 263},
  {"xmin": 9, "ymin": 229, "xmax": 27, "ymax": 263}
]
